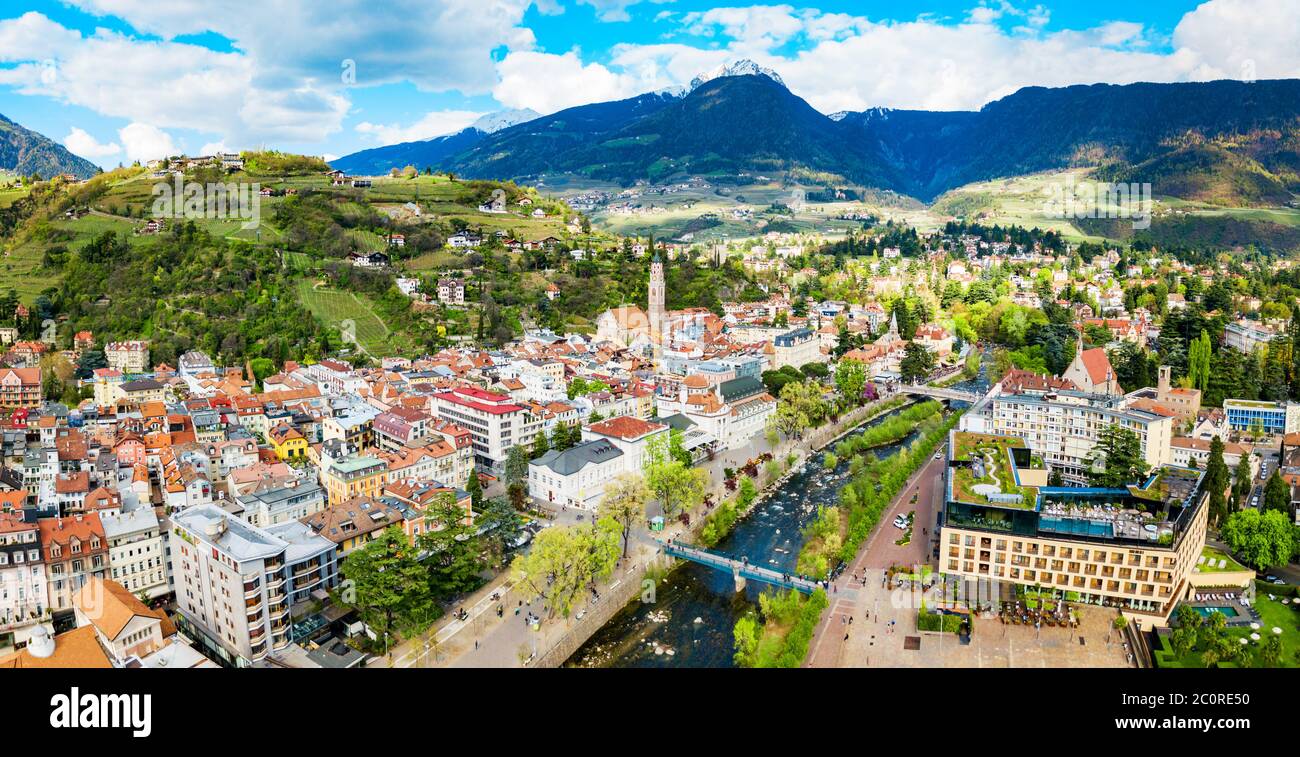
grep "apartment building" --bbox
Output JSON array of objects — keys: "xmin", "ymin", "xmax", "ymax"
[
  {"xmin": 0, "ymin": 512, "xmax": 47, "ymax": 650},
  {"xmin": 322, "ymin": 406, "xmax": 379, "ymax": 452},
  {"xmin": 941, "ymin": 431, "xmax": 1209, "ymax": 629},
  {"xmin": 1223, "ymin": 398, "xmax": 1300, "ymax": 437},
  {"xmin": 1223, "ymin": 319, "xmax": 1280, "ymax": 354},
  {"xmin": 104, "ymin": 340, "xmax": 150, "ymax": 373},
  {"xmin": 236, "ymin": 479, "xmax": 326, "ymax": 528},
  {"xmin": 39, "ymin": 513, "xmax": 108, "ymax": 624},
  {"xmin": 301, "ymin": 496, "xmax": 405, "ymax": 557},
  {"xmin": 770, "ymin": 327, "xmax": 826, "ymax": 369},
  {"xmin": 430, "ymin": 386, "xmax": 545, "ymax": 472},
  {"xmin": 101, "ymin": 507, "xmax": 169, "ymax": 600},
  {"xmin": 170, "ymin": 504, "xmax": 336, "ymax": 667},
  {"xmin": 0, "ymin": 367, "xmax": 41, "ymax": 409},
  {"xmin": 318, "ymin": 454, "xmax": 387, "ymax": 506}
]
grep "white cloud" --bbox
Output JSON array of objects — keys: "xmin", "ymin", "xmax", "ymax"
[
  {"xmin": 576, "ymin": 0, "xmax": 671, "ymax": 23},
  {"xmin": 493, "ymin": 51, "xmax": 643, "ymax": 114},
  {"xmin": 682, "ymin": 5, "xmax": 807, "ymax": 49},
  {"xmin": 118, "ymin": 123, "xmax": 179, "ymax": 162},
  {"xmin": 0, "ymin": 2, "xmax": 538, "ymax": 151},
  {"xmin": 1172, "ymin": 0, "xmax": 1300, "ymax": 81},
  {"xmin": 63, "ymin": 127, "xmax": 121, "ymax": 160},
  {"xmin": 63, "ymin": 0, "xmax": 537, "ymax": 93},
  {"xmin": 596, "ymin": 2, "xmax": 1298, "ymax": 114},
  {"xmin": 355, "ymin": 110, "xmax": 486, "ymax": 145},
  {"xmin": 0, "ymin": 19, "xmax": 349, "ymax": 147}
]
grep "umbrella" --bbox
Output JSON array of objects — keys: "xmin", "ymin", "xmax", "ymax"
[
  {"xmin": 1250, "ymin": 633, "xmax": 1261, "ymax": 641},
  {"xmin": 1250, "ymin": 622, "xmax": 1261, "ymax": 630},
  {"xmin": 1239, "ymin": 638, "xmax": 1249, "ymax": 645},
  {"xmin": 1273, "ymin": 627, "xmax": 1283, "ymax": 635}
]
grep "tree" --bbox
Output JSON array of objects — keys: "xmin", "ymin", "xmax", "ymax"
[
  {"xmin": 340, "ymin": 526, "xmax": 435, "ymax": 649},
  {"xmin": 477, "ymin": 496, "xmax": 523, "ymax": 568},
  {"xmin": 510, "ymin": 518, "xmax": 621, "ymax": 620},
  {"xmin": 466, "ymin": 468, "xmax": 483, "ymax": 512},
  {"xmin": 1232, "ymin": 454, "xmax": 1253, "ymax": 505},
  {"xmin": 567, "ymin": 376, "xmax": 610, "ymax": 399},
  {"xmin": 597, "ymin": 473, "xmax": 649, "ymax": 557},
  {"xmin": 504, "ymin": 445, "xmax": 529, "ymax": 488},
  {"xmin": 899, "ymin": 342, "xmax": 936, "ymax": 384},
  {"xmin": 772, "ymin": 379, "xmax": 829, "ymax": 440},
  {"xmin": 531, "ymin": 429, "xmax": 550, "ymax": 458},
  {"xmin": 1085, "ymin": 424, "xmax": 1147, "ymax": 488},
  {"xmin": 643, "ymin": 433, "xmax": 707, "ymax": 517},
  {"xmin": 1204, "ymin": 436, "xmax": 1231, "ymax": 526},
  {"xmin": 1260, "ymin": 634, "xmax": 1284, "ymax": 668},
  {"xmin": 834, "ymin": 359, "xmax": 867, "ymax": 407},
  {"xmin": 1263, "ymin": 470, "xmax": 1291, "ymax": 515},
  {"xmin": 1188, "ymin": 329, "xmax": 1212, "ymax": 392},
  {"xmin": 1221, "ymin": 509, "xmax": 1297, "ymax": 570},
  {"xmin": 417, "ymin": 493, "xmax": 485, "ymax": 597},
  {"xmin": 75, "ymin": 348, "xmax": 107, "ymax": 380}
]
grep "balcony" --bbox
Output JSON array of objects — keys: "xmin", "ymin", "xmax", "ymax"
[
  {"xmin": 291, "ymin": 564, "xmax": 321, "ymax": 581},
  {"xmin": 0, "ymin": 606, "xmax": 49, "ymax": 632}
]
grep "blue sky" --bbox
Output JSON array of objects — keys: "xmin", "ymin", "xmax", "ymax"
[{"xmin": 1, "ymin": 1, "xmax": 1296, "ymax": 168}]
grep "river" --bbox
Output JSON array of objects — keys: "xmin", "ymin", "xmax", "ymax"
[{"xmin": 566, "ymin": 364, "xmax": 987, "ymax": 667}]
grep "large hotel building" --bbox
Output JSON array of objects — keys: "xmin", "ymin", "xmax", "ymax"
[{"xmin": 940, "ymin": 430, "xmax": 1209, "ymax": 629}]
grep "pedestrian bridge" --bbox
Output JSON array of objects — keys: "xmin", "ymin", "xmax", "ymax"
[
  {"xmin": 898, "ymin": 384, "xmax": 980, "ymax": 403},
  {"xmin": 661, "ymin": 541, "xmax": 823, "ymax": 594}
]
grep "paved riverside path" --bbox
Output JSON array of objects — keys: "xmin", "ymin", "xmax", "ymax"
[{"xmin": 803, "ymin": 449, "xmax": 949, "ymax": 667}]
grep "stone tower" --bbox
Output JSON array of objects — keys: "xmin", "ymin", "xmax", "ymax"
[
  {"xmin": 648, "ymin": 251, "xmax": 666, "ymax": 374},
  {"xmin": 648, "ymin": 251, "xmax": 665, "ymax": 344}
]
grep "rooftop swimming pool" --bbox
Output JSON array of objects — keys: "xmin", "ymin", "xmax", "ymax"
[{"xmin": 1039, "ymin": 516, "xmax": 1114, "ymax": 538}]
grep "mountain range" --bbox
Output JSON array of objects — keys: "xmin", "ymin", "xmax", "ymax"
[
  {"xmin": 331, "ymin": 108, "xmax": 537, "ymax": 177},
  {"xmin": 334, "ymin": 65, "xmax": 1300, "ymax": 204},
  {"xmin": 0, "ymin": 113, "xmax": 99, "ymax": 179}
]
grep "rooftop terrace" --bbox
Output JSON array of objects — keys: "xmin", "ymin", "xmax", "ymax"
[{"xmin": 949, "ymin": 431, "xmax": 1041, "ymax": 511}]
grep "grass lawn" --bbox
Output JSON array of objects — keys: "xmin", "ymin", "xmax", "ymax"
[{"xmin": 1197, "ymin": 546, "xmax": 1249, "ymax": 574}]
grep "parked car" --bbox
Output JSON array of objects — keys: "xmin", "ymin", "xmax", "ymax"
[{"xmin": 893, "ymin": 515, "xmax": 908, "ymax": 530}]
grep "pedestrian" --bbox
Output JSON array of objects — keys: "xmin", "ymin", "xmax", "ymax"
[
  {"xmin": 844, "ymin": 632, "xmax": 850, "ymax": 641},
  {"xmin": 475, "ymin": 640, "xmax": 479, "ymax": 650}
]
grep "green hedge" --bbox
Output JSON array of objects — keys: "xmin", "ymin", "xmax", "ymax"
[
  {"xmin": 1254, "ymin": 580, "xmax": 1298, "ymax": 598},
  {"xmin": 918, "ymin": 606, "xmax": 964, "ymax": 633}
]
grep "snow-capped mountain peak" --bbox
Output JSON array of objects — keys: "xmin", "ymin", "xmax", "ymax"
[
  {"xmin": 689, "ymin": 59, "xmax": 785, "ymax": 92},
  {"xmin": 470, "ymin": 108, "xmax": 540, "ymax": 134}
]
